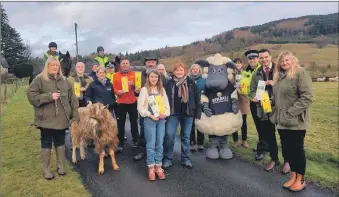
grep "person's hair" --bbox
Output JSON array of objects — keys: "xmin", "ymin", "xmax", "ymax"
[
  {"xmin": 96, "ymin": 66, "xmax": 107, "ymax": 74},
  {"xmin": 173, "ymin": 63, "xmax": 187, "ymax": 73},
  {"xmin": 145, "ymin": 70, "xmax": 164, "ymax": 96},
  {"xmin": 188, "ymin": 64, "xmax": 202, "ymax": 76},
  {"xmin": 156, "ymin": 64, "xmax": 168, "ymax": 78},
  {"xmin": 40, "ymin": 57, "xmax": 63, "ymax": 81},
  {"xmin": 120, "ymin": 57, "xmax": 129, "ymax": 64},
  {"xmin": 233, "ymin": 58, "xmax": 242, "ymax": 63},
  {"xmin": 258, "ymin": 49, "xmax": 271, "ymax": 55},
  {"xmin": 273, "ymin": 51, "xmax": 300, "ymax": 84}
]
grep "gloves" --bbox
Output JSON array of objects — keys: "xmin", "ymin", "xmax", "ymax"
[
  {"xmin": 202, "ymin": 102, "xmax": 212, "ymax": 117},
  {"xmin": 231, "ymin": 99, "xmax": 239, "ymax": 114}
]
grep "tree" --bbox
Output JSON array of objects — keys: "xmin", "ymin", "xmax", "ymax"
[{"xmin": 1, "ymin": 5, "xmax": 28, "ymax": 71}]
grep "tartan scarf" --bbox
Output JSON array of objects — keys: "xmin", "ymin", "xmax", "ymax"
[{"xmin": 173, "ymin": 75, "xmax": 188, "ymax": 103}]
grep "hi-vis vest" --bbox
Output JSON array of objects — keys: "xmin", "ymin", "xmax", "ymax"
[
  {"xmin": 238, "ymin": 63, "xmax": 261, "ymax": 95},
  {"xmin": 106, "ymin": 72, "xmax": 115, "ymax": 82},
  {"xmin": 95, "ymin": 56, "xmax": 109, "ymax": 67},
  {"xmin": 44, "ymin": 52, "xmax": 59, "ymax": 60}
]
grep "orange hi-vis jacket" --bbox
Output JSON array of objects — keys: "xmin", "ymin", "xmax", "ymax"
[{"xmin": 113, "ymin": 70, "xmax": 137, "ymax": 104}]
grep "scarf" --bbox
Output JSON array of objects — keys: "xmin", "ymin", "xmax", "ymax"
[
  {"xmin": 120, "ymin": 68, "xmax": 131, "ymax": 75},
  {"xmin": 190, "ymin": 74, "xmax": 201, "ymax": 81},
  {"xmin": 174, "ymin": 76, "xmax": 188, "ymax": 103}
]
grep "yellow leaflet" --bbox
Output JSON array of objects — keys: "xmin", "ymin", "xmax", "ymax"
[
  {"xmin": 74, "ymin": 82, "xmax": 81, "ymax": 98},
  {"xmin": 135, "ymin": 72, "xmax": 142, "ymax": 89},
  {"xmin": 155, "ymin": 95, "xmax": 165, "ymax": 115},
  {"xmin": 121, "ymin": 76, "xmax": 129, "ymax": 92},
  {"xmin": 239, "ymin": 78, "xmax": 250, "ymax": 95},
  {"xmin": 260, "ymin": 91, "xmax": 272, "ymax": 113}
]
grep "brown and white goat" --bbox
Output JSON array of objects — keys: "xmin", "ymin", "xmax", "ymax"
[{"xmin": 70, "ymin": 103, "xmax": 119, "ymax": 174}]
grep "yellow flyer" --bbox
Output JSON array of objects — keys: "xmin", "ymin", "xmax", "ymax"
[
  {"xmin": 260, "ymin": 91, "xmax": 272, "ymax": 113},
  {"xmin": 135, "ymin": 72, "xmax": 142, "ymax": 89},
  {"xmin": 155, "ymin": 95, "xmax": 165, "ymax": 115},
  {"xmin": 74, "ymin": 82, "xmax": 81, "ymax": 98},
  {"xmin": 239, "ymin": 78, "xmax": 250, "ymax": 95},
  {"xmin": 121, "ymin": 76, "xmax": 129, "ymax": 92}
]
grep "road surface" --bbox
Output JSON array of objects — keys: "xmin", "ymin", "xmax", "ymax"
[{"xmin": 65, "ymin": 124, "xmax": 336, "ymax": 197}]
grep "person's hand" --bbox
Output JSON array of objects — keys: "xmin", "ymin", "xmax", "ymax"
[
  {"xmin": 117, "ymin": 90, "xmax": 125, "ymax": 96},
  {"xmin": 149, "ymin": 115, "xmax": 159, "ymax": 121},
  {"xmin": 128, "ymin": 81, "xmax": 134, "ymax": 86},
  {"xmin": 52, "ymin": 92, "xmax": 60, "ymax": 100},
  {"xmin": 135, "ymin": 88, "xmax": 141, "ymax": 93},
  {"xmin": 266, "ymin": 80, "xmax": 274, "ymax": 86},
  {"xmin": 80, "ymin": 87, "xmax": 86, "ymax": 92},
  {"xmin": 159, "ymin": 114, "xmax": 166, "ymax": 119},
  {"xmin": 252, "ymin": 97, "xmax": 258, "ymax": 102}
]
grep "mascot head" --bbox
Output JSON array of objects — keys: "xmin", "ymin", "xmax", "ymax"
[{"xmin": 205, "ymin": 53, "xmax": 236, "ymax": 91}]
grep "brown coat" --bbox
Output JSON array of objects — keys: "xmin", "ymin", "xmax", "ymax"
[
  {"xmin": 27, "ymin": 74, "xmax": 79, "ymax": 130},
  {"xmin": 238, "ymin": 93, "xmax": 250, "ymax": 114}
]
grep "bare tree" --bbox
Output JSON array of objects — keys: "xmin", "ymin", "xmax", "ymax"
[{"xmin": 23, "ymin": 39, "xmax": 32, "ymax": 60}]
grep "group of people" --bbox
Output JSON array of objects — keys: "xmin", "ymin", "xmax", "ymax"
[{"xmin": 26, "ymin": 42, "xmax": 313, "ymax": 192}]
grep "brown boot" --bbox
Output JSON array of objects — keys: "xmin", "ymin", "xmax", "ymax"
[
  {"xmin": 148, "ymin": 165, "xmax": 156, "ymax": 181},
  {"xmin": 283, "ymin": 172, "xmax": 296, "ymax": 189},
  {"xmin": 41, "ymin": 148, "xmax": 55, "ymax": 180},
  {"xmin": 281, "ymin": 162, "xmax": 291, "ymax": 175},
  {"xmin": 289, "ymin": 174, "xmax": 306, "ymax": 192},
  {"xmin": 155, "ymin": 165, "xmax": 166, "ymax": 180},
  {"xmin": 55, "ymin": 145, "xmax": 66, "ymax": 176}
]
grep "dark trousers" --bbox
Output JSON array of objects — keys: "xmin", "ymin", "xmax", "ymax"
[
  {"xmin": 40, "ymin": 128, "xmax": 66, "ymax": 149},
  {"xmin": 260, "ymin": 120, "xmax": 279, "ymax": 161},
  {"xmin": 117, "ymin": 102, "xmax": 139, "ymax": 146},
  {"xmin": 79, "ymin": 99, "xmax": 86, "ymax": 107},
  {"xmin": 279, "ymin": 129, "xmax": 306, "ymax": 175},
  {"xmin": 138, "ymin": 116, "xmax": 146, "ymax": 147},
  {"xmin": 250, "ymin": 102, "xmax": 268, "ymax": 153},
  {"xmin": 232, "ymin": 114, "xmax": 248, "ymax": 142},
  {"xmin": 190, "ymin": 118, "xmax": 205, "ymax": 146}
]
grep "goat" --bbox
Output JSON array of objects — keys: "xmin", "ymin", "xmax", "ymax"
[
  {"xmin": 70, "ymin": 103, "xmax": 119, "ymax": 174},
  {"xmin": 317, "ymin": 77, "xmax": 326, "ymax": 82}
]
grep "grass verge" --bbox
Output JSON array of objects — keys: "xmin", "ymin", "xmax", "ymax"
[{"xmin": 1, "ymin": 86, "xmax": 91, "ymax": 197}]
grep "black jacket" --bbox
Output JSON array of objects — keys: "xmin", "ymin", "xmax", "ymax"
[
  {"xmin": 165, "ymin": 77, "xmax": 201, "ymax": 119},
  {"xmin": 89, "ymin": 71, "xmax": 98, "ymax": 81},
  {"xmin": 84, "ymin": 78, "xmax": 116, "ymax": 109}
]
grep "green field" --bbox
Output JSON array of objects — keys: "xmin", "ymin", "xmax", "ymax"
[
  {"xmin": 228, "ymin": 82, "xmax": 338, "ymax": 189},
  {"xmin": 1, "ymin": 86, "xmax": 91, "ymax": 197}
]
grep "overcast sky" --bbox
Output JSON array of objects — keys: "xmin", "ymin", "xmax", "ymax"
[{"xmin": 2, "ymin": 2, "xmax": 338, "ymax": 57}]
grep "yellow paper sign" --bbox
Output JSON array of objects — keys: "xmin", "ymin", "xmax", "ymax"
[
  {"xmin": 260, "ymin": 91, "xmax": 272, "ymax": 113},
  {"xmin": 121, "ymin": 76, "xmax": 129, "ymax": 92},
  {"xmin": 239, "ymin": 78, "xmax": 250, "ymax": 95},
  {"xmin": 155, "ymin": 95, "xmax": 165, "ymax": 115},
  {"xmin": 135, "ymin": 72, "xmax": 142, "ymax": 89},
  {"xmin": 74, "ymin": 82, "xmax": 81, "ymax": 98}
]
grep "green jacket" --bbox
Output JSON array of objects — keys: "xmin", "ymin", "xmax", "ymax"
[
  {"xmin": 269, "ymin": 67, "xmax": 313, "ymax": 130},
  {"xmin": 94, "ymin": 55, "xmax": 109, "ymax": 67},
  {"xmin": 27, "ymin": 74, "xmax": 79, "ymax": 130},
  {"xmin": 43, "ymin": 51, "xmax": 60, "ymax": 64}
]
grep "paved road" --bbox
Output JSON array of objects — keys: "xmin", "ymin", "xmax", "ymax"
[{"xmin": 65, "ymin": 125, "xmax": 336, "ymax": 197}]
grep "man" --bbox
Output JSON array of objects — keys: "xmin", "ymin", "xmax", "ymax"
[
  {"xmin": 249, "ymin": 49, "xmax": 289, "ymax": 173},
  {"xmin": 244, "ymin": 50, "xmax": 266, "ymax": 160},
  {"xmin": 43, "ymin": 42, "xmax": 59, "ymax": 64},
  {"xmin": 113, "ymin": 58, "xmax": 141, "ymax": 152},
  {"xmin": 94, "ymin": 46, "xmax": 109, "ymax": 67},
  {"xmin": 133, "ymin": 56, "xmax": 158, "ymax": 161},
  {"xmin": 89, "ymin": 62, "xmax": 99, "ymax": 81}
]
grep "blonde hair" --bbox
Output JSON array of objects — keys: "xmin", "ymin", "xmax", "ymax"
[
  {"xmin": 40, "ymin": 57, "xmax": 63, "ymax": 81},
  {"xmin": 188, "ymin": 64, "xmax": 202, "ymax": 76},
  {"xmin": 96, "ymin": 66, "xmax": 107, "ymax": 73},
  {"xmin": 273, "ymin": 51, "xmax": 300, "ymax": 84}
]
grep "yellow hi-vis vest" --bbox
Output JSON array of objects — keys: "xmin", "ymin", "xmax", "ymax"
[
  {"xmin": 95, "ymin": 56, "xmax": 109, "ymax": 67},
  {"xmin": 238, "ymin": 63, "xmax": 261, "ymax": 95}
]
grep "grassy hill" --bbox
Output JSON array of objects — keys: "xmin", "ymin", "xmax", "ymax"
[{"xmin": 159, "ymin": 43, "xmax": 338, "ymax": 78}]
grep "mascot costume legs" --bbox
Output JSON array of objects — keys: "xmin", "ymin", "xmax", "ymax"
[{"xmin": 195, "ymin": 54, "xmax": 243, "ymax": 160}]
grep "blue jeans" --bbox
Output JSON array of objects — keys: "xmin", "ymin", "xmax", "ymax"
[
  {"xmin": 163, "ymin": 114, "xmax": 194, "ymax": 164},
  {"xmin": 144, "ymin": 118, "xmax": 166, "ymax": 166}
]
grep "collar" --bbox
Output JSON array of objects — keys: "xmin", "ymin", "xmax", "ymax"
[{"xmin": 263, "ymin": 62, "xmax": 272, "ymax": 71}]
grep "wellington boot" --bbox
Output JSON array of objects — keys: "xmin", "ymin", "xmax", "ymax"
[
  {"xmin": 148, "ymin": 165, "xmax": 156, "ymax": 181},
  {"xmin": 41, "ymin": 148, "xmax": 55, "ymax": 180},
  {"xmin": 283, "ymin": 172, "xmax": 296, "ymax": 189},
  {"xmin": 55, "ymin": 145, "xmax": 66, "ymax": 176}
]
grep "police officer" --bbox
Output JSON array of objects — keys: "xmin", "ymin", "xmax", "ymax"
[{"xmin": 43, "ymin": 42, "xmax": 59, "ymax": 64}]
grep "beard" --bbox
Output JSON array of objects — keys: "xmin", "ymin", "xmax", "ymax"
[{"xmin": 146, "ymin": 67, "xmax": 156, "ymax": 74}]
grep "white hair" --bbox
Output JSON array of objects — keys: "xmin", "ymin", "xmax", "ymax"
[{"xmin": 157, "ymin": 64, "xmax": 168, "ymax": 78}]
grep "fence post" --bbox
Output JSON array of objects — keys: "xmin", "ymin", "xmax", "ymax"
[{"xmin": 4, "ymin": 83, "xmax": 7, "ymax": 103}]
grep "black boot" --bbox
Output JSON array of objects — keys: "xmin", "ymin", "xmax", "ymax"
[{"xmin": 133, "ymin": 151, "xmax": 145, "ymax": 161}]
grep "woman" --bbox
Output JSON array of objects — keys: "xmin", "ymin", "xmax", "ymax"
[
  {"xmin": 232, "ymin": 58, "xmax": 249, "ymax": 148},
  {"xmin": 85, "ymin": 66, "xmax": 117, "ymax": 117},
  {"xmin": 157, "ymin": 63, "xmax": 171, "ymax": 85},
  {"xmin": 188, "ymin": 64, "xmax": 206, "ymax": 152},
  {"xmin": 270, "ymin": 51, "xmax": 312, "ymax": 192},
  {"xmin": 67, "ymin": 62, "xmax": 93, "ymax": 107},
  {"xmin": 137, "ymin": 70, "xmax": 170, "ymax": 181},
  {"xmin": 27, "ymin": 57, "xmax": 79, "ymax": 180},
  {"xmin": 163, "ymin": 63, "xmax": 201, "ymax": 169}
]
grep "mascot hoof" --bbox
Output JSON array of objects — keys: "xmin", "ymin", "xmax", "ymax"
[
  {"xmin": 219, "ymin": 145, "xmax": 233, "ymax": 160},
  {"xmin": 206, "ymin": 147, "xmax": 219, "ymax": 160}
]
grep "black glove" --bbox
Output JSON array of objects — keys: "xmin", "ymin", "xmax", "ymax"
[
  {"xmin": 232, "ymin": 99, "xmax": 239, "ymax": 114},
  {"xmin": 108, "ymin": 103, "xmax": 116, "ymax": 111},
  {"xmin": 202, "ymin": 102, "xmax": 212, "ymax": 117}
]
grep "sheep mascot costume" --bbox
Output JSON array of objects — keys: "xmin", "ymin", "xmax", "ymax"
[{"xmin": 195, "ymin": 54, "xmax": 243, "ymax": 160}]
